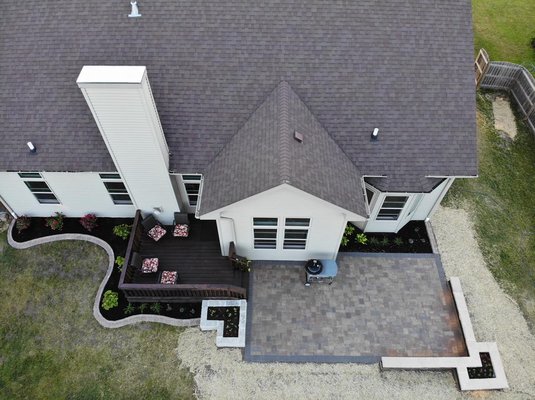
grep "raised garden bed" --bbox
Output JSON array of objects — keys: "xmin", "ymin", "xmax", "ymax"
[
  {"xmin": 340, "ymin": 221, "xmax": 432, "ymax": 253},
  {"xmin": 207, "ymin": 306, "xmax": 240, "ymax": 337},
  {"xmin": 467, "ymin": 352, "xmax": 496, "ymax": 379}
]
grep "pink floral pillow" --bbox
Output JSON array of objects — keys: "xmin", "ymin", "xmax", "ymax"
[
  {"xmin": 141, "ymin": 257, "xmax": 159, "ymax": 273},
  {"xmin": 160, "ymin": 270, "xmax": 178, "ymax": 284},
  {"xmin": 147, "ymin": 225, "xmax": 167, "ymax": 241},
  {"xmin": 173, "ymin": 224, "xmax": 189, "ymax": 237}
]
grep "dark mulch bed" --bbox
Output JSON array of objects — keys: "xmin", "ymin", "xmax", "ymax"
[
  {"xmin": 12, "ymin": 216, "xmax": 201, "ymax": 321},
  {"xmin": 102, "ymin": 298, "xmax": 201, "ymax": 321},
  {"xmin": 340, "ymin": 221, "xmax": 432, "ymax": 253},
  {"xmin": 467, "ymin": 352, "xmax": 496, "ymax": 379},
  {"xmin": 207, "ymin": 306, "xmax": 240, "ymax": 337},
  {"xmin": 12, "ymin": 216, "xmax": 132, "ymax": 258}
]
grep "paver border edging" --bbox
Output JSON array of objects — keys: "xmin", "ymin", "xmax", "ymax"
[
  {"xmin": 7, "ymin": 219, "xmax": 200, "ymax": 329},
  {"xmin": 381, "ymin": 277, "xmax": 508, "ymax": 391}
]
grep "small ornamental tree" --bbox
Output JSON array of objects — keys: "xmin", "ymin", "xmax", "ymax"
[
  {"xmin": 45, "ymin": 212, "xmax": 65, "ymax": 231},
  {"xmin": 79, "ymin": 213, "xmax": 98, "ymax": 232}
]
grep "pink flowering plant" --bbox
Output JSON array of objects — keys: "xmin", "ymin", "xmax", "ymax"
[
  {"xmin": 79, "ymin": 213, "xmax": 98, "ymax": 232},
  {"xmin": 45, "ymin": 212, "xmax": 65, "ymax": 231}
]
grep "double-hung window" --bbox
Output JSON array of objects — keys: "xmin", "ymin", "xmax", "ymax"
[
  {"xmin": 99, "ymin": 173, "xmax": 132, "ymax": 205},
  {"xmin": 283, "ymin": 218, "xmax": 310, "ymax": 249},
  {"xmin": 182, "ymin": 174, "xmax": 202, "ymax": 207},
  {"xmin": 20, "ymin": 172, "xmax": 59, "ymax": 204},
  {"xmin": 376, "ymin": 196, "xmax": 408, "ymax": 221},
  {"xmin": 253, "ymin": 217, "xmax": 311, "ymax": 250},
  {"xmin": 253, "ymin": 218, "xmax": 278, "ymax": 249}
]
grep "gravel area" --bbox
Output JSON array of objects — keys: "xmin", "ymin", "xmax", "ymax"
[
  {"xmin": 491, "ymin": 95, "xmax": 517, "ymax": 139},
  {"xmin": 175, "ymin": 206, "xmax": 535, "ymax": 399}
]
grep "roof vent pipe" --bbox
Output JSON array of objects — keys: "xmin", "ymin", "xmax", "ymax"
[
  {"xmin": 371, "ymin": 128, "xmax": 379, "ymax": 141},
  {"xmin": 27, "ymin": 142, "xmax": 37, "ymax": 153},
  {"xmin": 128, "ymin": 1, "xmax": 141, "ymax": 18}
]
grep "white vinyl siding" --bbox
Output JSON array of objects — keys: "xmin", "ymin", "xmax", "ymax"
[
  {"xmin": 0, "ymin": 171, "xmax": 135, "ymax": 218},
  {"xmin": 202, "ymin": 184, "xmax": 365, "ymax": 261},
  {"xmin": 77, "ymin": 67, "xmax": 179, "ymax": 224}
]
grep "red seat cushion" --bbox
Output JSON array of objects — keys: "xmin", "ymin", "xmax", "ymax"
[
  {"xmin": 141, "ymin": 257, "xmax": 159, "ymax": 273},
  {"xmin": 147, "ymin": 225, "xmax": 167, "ymax": 241},
  {"xmin": 173, "ymin": 224, "xmax": 190, "ymax": 237},
  {"xmin": 160, "ymin": 270, "xmax": 178, "ymax": 284}
]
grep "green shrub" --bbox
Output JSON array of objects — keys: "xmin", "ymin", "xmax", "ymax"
[
  {"xmin": 150, "ymin": 303, "xmax": 162, "ymax": 314},
  {"xmin": 393, "ymin": 237, "xmax": 404, "ymax": 246},
  {"xmin": 369, "ymin": 237, "xmax": 380, "ymax": 246},
  {"xmin": 115, "ymin": 256, "xmax": 125, "ymax": 271},
  {"xmin": 16, "ymin": 216, "xmax": 31, "ymax": 233},
  {"xmin": 124, "ymin": 303, "xmax": 135, "ymax": 315},
  {"xmin": 380, "ymin": 237, "xmax": 390, "ymax": 246},
  {"xmin": 355, "ymin": 233, "xmax": 368, "ymax": 245},
  {"xmin": 138, "ymin": 303, "xmax": 149, "ymax": 313},
  {"xmin": 113, "ymin": 224, "xmax": 131, "ymax": 240},
  {"xmin": 45, "ymin": 212, "xmax": 65, "ymax": 231},
  {"xmin": 101, "ymin": 290, "xmax": 119, "ymax": 311},
  {"xmin": 341, "ymin": 223, "xmax": 356, "ymax": 247}
]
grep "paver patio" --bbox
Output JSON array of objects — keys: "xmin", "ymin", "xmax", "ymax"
[{"xmin": 245, "ymin": 253, "xmax": 466, "ymax": 363}]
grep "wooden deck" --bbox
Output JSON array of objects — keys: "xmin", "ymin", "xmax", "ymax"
[
  {"xmin": 118, "ymin": 210, "xmax": 247, "ymax": 302},
  {"xmin": 133, "ymin": 218, "xmax": 244, "ymax": 286}
]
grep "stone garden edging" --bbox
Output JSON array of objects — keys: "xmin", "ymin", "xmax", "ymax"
[
  {"xmin": 7, "ymin": 219, "xmax": 200, "ymax": 329},
  {"xmin": 200, "ymin": 299, "xmax": 247, "ymax": 347}
]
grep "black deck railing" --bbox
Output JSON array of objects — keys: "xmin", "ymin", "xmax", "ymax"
[{"xmin": 118, "ymin": 210, "xmax": 247, "ymax": 302}]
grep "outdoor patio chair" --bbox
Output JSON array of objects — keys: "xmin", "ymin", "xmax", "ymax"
[
  {"xmin": 130, "ymin": 252, "xmax": 142, "ymax": 269},
  {"xmin": 173, "ymin": 212, "xmax": 190, "ymax": 237},
  {"xmin": 141, "ymin": 214, "xmax": 167, "ymax": 241}
]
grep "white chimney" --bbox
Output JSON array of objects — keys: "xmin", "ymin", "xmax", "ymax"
[{"xmin": 77, "ymin": 66, "xmax": 179, "ymax": 224}]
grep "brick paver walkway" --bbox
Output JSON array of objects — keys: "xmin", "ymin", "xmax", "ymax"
[{"xmin": 245, "ymin": 253, "xmax": 466, "ymax": 363}]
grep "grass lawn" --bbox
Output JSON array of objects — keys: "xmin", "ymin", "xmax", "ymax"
[
  {"xmin": 472, "ymin": 0, "xmax": 535, "ymax": 67},
  {"xmin": 444, "ymin": 92, "xmax": 535, "ymax": 329},
  {"xmin": 0, "ymin": 232, "xmax": 195, "ymax": 400}
]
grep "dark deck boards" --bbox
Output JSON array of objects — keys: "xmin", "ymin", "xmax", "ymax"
[{"xmin": 133, "ymin": 218, "xmax": 245, "ymax": 288}]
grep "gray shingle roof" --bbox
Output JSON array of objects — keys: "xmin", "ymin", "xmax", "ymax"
[
  {"xmin": 200, "ymin": 81, "xmax": 367, "ymax": 216},
  {"xmin": 0, "ymin": 1, "xmax": 477, "ymax": 192}
]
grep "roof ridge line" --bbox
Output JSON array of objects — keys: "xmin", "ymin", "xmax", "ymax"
[{"xmin": 278, "ymin": 81, "xmax": 291, "ymax": 184}]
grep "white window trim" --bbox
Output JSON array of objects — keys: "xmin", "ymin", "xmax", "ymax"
[
  {"xmin": 364, "ymin": 183, "xmax": 380, "ymax": 216},
  {"xmin": 181, "ymin": 174, "xmax": 202, "ymax": 207},
  {"xmin": 283, "ymin": 217, "xmax": 311, "ymax": 250},
  {"xmin": 375, "ymin": 195, "xmax": 409, "ymax": 221},
  {"xmin": 99, "ymin": 173, "xmax": 133, "ymax": 206},
  {"xmin": 252, "ymin": 217, "xmax": 311, "ymax": 250},
  {"xmin": 252, "ymin": 217, "xmax": 279, "ymax": 249},
  {"xmin": 20, "ymin": 173, "xmax": 61, "ymax": 205}
]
